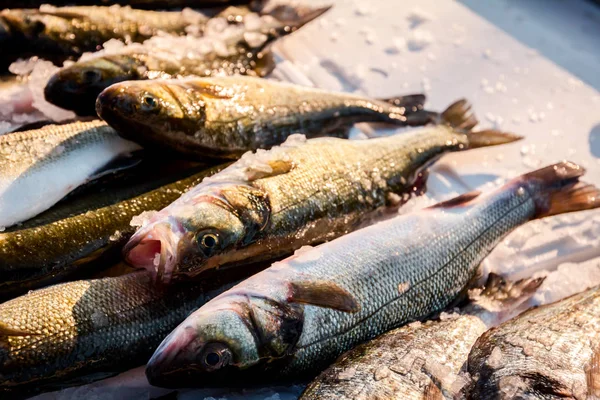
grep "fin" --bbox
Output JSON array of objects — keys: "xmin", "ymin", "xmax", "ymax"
[
  {"xmin": 428, "ymin": 190, "xmax": 481, "ymax": 209},
  {"xmin": 469, "ymin": 273, "xmax": 545, "ymax": 313},
  {"xmin": 378, "ymin": 93, "xmax": 426, "ymax": 112},
  {"xmin": 87, "ymin": 153, "xmax": 143, "ymax": 183},
  {"xmin": 514, "ymin": 161, "xmax": 600, "ymax": 218},
  {"xmin": 267, "ymin": 4, "xmax": 332, "ymax": 30},
  {"xmin": 438, "ymin": 99, "xmax": 523, "ymax": 148},
  {"xmin": 288, "ymin": 280, "xmax": 360, "ymax": 313},
  {"xmin": 254, "ymin": 49, "xmax": 276, "ymax": 77},
  {"xmin": 0, "ymin": 321, "xmax": 38, "ymax": 337},
  {"xmin": 587, "ymin": 347, "xmax": 600, "ymax": 399}
]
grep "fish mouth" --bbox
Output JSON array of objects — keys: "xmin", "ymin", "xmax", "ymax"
[
  {"xmin": 146, "ymin": 326, "xmax": 198, "ymax": 387},
  {"xmin": 124, "ymin": 220, "xmax": 183, "ymax": 285}
]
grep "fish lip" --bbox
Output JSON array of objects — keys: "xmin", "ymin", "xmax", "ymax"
[
  {"xmin": 146, "ymin": 326, "xmax": 197, "ymax": 386},
  {"xmin": 124, "ymin": 219, "xmax": 184, "ymax": 285}
]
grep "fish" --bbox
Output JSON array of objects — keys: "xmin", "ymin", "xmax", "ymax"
[
  {"xmin": 466, "ymin": 284, "xmax": 600, "ymax": 399},
  {"xmin": 122, "ymin": 100, "xmax": 522, "ymax": 285},
  {"xmin": 0, "ymin": 1, "xmax": 253, "ymax": 10},
  {"xmin": 0, "ymin": 119, "xmax": 142, "ymax": 228},
  {"xmin": 0, "ymin": 262, "xmax": 264, "ymax": 398},
  {"xmin": 96, "ymin": 75, "xmax": 430, "ymax": 159},
  {"xmin": 0, "ymin": 163, "xmax": 225, "ymax": 301},
  {"xmin": 142, "ymin": 161, "xmax": 600, "ymax": 387},
  {"xmin": 300, "ymin": 274, "xmax": 544, "ymax": 400},
  {"xmin": 0, "ymin": 5, "xmax": 209, "ymax": 70},
  {"xmin": 43, "ymin": 4, "xmax": 331, "ymax": 115}
]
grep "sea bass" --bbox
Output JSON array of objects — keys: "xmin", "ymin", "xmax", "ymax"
[
  {"xmin": 0, "ymin": 264, "xmax": 262, "ymax": 398},
  {"xmin": 44, "ymin": 5, "xmax": 330, "ymax": 115},
  {"xmin": 300, "ymin": 274, "xmax": 544, "ymax": 400},
  {"xmin": 0, "ymin": 0, "xmax": 252, "ymax": 9},
  {"xmin": 0, "ymin": 120, "xmax": 141, "ymax": 228},
  {"xmin": 0, "ymin": 164, "xmax": 224, "ymax": 301},
  {"xmin": 466, "ymin": 284, "xmax": 600, "ymax": 399},
  {"xmin": 96, "ymin": 75, "xmax": 429, "ymax": 159},
  {"xmin": 123, "ymin": 101, "xmax": 521, "ymax": 285},
  {"xmin": 0, "ymin": 5, "xmax": 210, "ymax": 69},
  {"xmin": 143, "ymin": 162, "xmax": 600, "ymax": 386}
]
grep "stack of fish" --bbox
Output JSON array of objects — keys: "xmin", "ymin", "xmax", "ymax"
[{"xmin": 0, "ymin": 1, "xmax": 599, "ymax": 400}]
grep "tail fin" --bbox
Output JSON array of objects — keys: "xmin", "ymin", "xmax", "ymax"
[
  {"xmin": 378, "ymin": 93, "xmax": 426, "ymax": 113},
  {"xmin": 266, "ymin": 4, "xmax": 332, "ymax": 31},
  {"xmin": 515, "ymin": 161, "xmax": 600, "ymax": 218},
  {"xmin": 441, "ymin": 99, "xmax": 523, "ymax": 148}
]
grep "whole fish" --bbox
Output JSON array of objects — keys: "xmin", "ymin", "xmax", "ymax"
[
  {"xmin": 0, "ymin": 263, "xmax": 263, "ymax": 398},
  {"xmin": 144, "ymin": 162, "xmax": 600, "ymax": 386},
  {"xmin": 122, "ymin": 101, "xmax": 521, "ymax": 285},
  {"xmin": 300, "ymin": 274, "xmax": 544, "ymax": 400},
  {"xmin": 96, "ymin": 75, "xmax": 429, "ymax": 159},
  {"xmin": 0, "ymin": 5, "xmax": 213, "ymax": 69},
  {"xmin": 0, "ymin": 120, "xmax": 142, "ymax": 228},
  {"xmin": 0, "ymin": 1, "xmax": 252, "ymax": 10},
  {"xmin": 466, "ymin": 284, "xmax": 600, "ymax": 399},
  {"xmin": 44, "ymin": 5, "xmax": 331, "ymax": 115},
  {"xmin": 0, "ymin": 164, "xmax": 224, "ymax": 301}
]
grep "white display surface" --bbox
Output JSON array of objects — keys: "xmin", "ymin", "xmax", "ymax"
[{"xmin": 34, "ymin": 0, "xmax": 600, "ymax": 399}]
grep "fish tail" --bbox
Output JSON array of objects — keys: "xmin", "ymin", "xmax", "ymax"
[
  {"xmin": 515, "ymin": 161, "xmax": 600, "ymax": 218},
  {"xmin": 438, "ymin": 99, "xmax": 523, "ymax": 148},
  {"xmin": 266, "ymin": 3, "xmax": 332, "ymax": 32},
  {"xmin": 470, "ymin": 273, "xmax": 545, "ymax": 314}
]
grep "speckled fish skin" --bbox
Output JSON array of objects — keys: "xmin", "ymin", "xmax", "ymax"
[
  {"xmin": 44, "ymin": 5, "xmax": 330, "ymax": 116},
  {"xmin": 0, "ymin": 0, "xmax": 251, "ymax": 9},
  {"xmin": 0, "ymin": 164, "xmax": 224, "ymax": 301},
  {"xmin": 0, "ymin": 267, "xmax": 255, "ymax": 398},
  {"xmin": 143, "ymin": 162, "xmax": 594, "ymax": 387},
  {"xmin": 0, "ymin": 120, "xmax": 141, "ymax": 228},
  {"xmin": 300, "ymin": 275, "xmax": 544, "ymax": 400},
  {"xmin": 466, "ymin": 285, "xmax": 600, "ymax": 399},
  {"xmin": 0, "ymin": 5, "xmax": 202, "ymax": 69},
  {"xmin": 96, "ymin": 75, "xmax": 428, "ymax": 159},
  {"xmin": 123, "ymin": 107, "xmax": 521, "ymax": 285}
]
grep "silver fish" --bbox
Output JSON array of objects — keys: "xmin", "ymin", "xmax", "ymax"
[
  {"xmin": 300, "ymin": 274, "xmax": 544, "ymax": 400},
  {"xmin": 144, "ymin": 161, "xmax": 600, "ymax": 387},
  {"xmin": 0, "ymin": 120, "xmax": 141, "ymax": 227}
]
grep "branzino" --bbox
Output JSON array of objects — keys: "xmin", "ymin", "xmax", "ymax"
[
  {"xmin": 122, "ymin": 101, "xmax": 521, "ymax": 285},
  {"xmin": 144, "ymin": 161, "xmax": 600, "ymax": 386}
]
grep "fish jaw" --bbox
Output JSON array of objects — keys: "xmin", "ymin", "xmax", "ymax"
[{"xmin": 124, "ymin": 218, "xmax": 186, "ymax": 285}]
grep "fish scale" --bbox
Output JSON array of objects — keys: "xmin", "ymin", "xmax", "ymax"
[{"xmin": 467, "ymin": 285, "xmax": 600, "ymax": 399}]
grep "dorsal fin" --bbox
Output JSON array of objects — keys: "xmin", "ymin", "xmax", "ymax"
[
  {"xmin": 288, "ymin": 280, "xmax": 360, "ymax": 313},
  {"xmin": 428, "ymin": 190, "xmax": 481, "ymax": 209}
]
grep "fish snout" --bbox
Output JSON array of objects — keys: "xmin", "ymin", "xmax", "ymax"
[
  {"xmin": 124, "ymin": 221, "xmax": 183, "ymax": 285},
  {"xmin": 146, "ymin": 326, "xmax": 198, "ymax": 387},
  {"xmin": 96, "ymin": 86, "xmax": 136, "ymax": 122}
]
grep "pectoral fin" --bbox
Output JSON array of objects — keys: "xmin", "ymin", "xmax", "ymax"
[{"xmin": 288, "ymin": 280, "xmax": 360, "ymax": 313}]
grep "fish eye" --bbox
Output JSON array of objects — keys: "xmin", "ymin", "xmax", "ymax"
[
  {"xmin": 199, "ymin": 342, "xmax": 232, "ymax": 371},
  {"xmin": 81, "ymin": 69, "xmax": 101, "ymax": 84},
  {"xmin": 141, "ymin": 94, "xmax": 158, "ymax": 111},
  {"xmin": 200, "ymin": 233, "xmax": 219, "ymax": 249}
]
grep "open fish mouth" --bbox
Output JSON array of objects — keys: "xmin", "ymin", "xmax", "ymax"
[{"xmin": 124, "ymin": 219, "xmax": 184, "ymax": 285}]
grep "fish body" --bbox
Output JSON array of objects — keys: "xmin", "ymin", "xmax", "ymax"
[
  {"xmin": 96, "ymin": 75, "xmax": 428, "ymax": 159},
  {"xmin": 0, "ymin": 266, "xmax": 258, "ymax": 398},
  {"xmin": 0, "ymin": 1, "xmax": 251, "ymax": 9},
  {"xmin": 0, "ymin": 120, "xmax": 141, "ymax": 228},
  {"xmin": 44, "ymin": 5, "xmax": 331, "ymax": 115},
  {"xmin": 0, "ymin": 164, "xmax": 224, "ymax": 300},
  {"xmin": 466, "ymin": 285, "xmax": 600, "ymax": 399},
  {"xmin": 301, "ymin": 275, "xmax": 544, "ymax": 400},
  {"xmin": 123, "ymin": 105, "xmax": 521, "ymax": 285},
  {"xmin": 144, "ymin": 162, "xmax": 598, "ymax": 386},
  {"xmin": 0, "ymin": 5, "xmax": 205, "ymax": 69}
]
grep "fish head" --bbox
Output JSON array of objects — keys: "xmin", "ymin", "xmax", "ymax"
[
  {"xmin": 145, "ymin": 299, "xmax": 260, "ymax": 387},
  {"xmin": 44, "ymin": 57, "xmax": 139, "ymax": 116},
  {"xmin": 146, "ymin": 291, "xmax": 303, "ymax": 387},
  {"xmin": 125, "ymin": 183, "xmax": 270, "ymax": 284},
  {"xmin": 96, "ymin": 80, "xmax": 208, "ymax": 150},
  {"xmin": 0, "ymin": 10, "xmax": 47, "ymax": 38}
]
